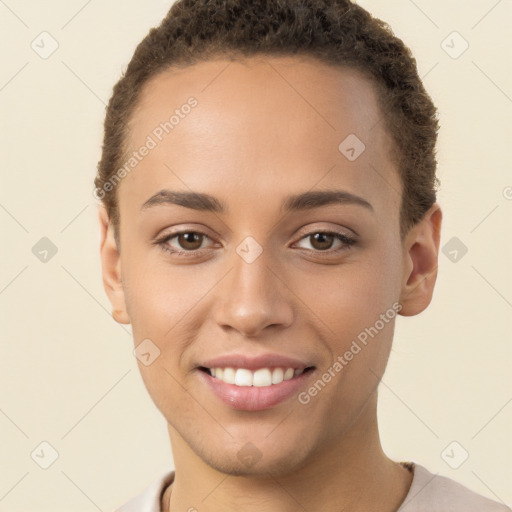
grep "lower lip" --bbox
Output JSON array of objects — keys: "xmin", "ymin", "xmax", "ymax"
[{"xmin": 197, "ymin": 369, "xmax": 314, "ymax": 411}]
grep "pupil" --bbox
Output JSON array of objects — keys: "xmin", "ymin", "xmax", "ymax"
[
  {"xmin": 312, "ymin": 233, "xmax": 333, "ymax": 250},
  {"xmin": 180, "ymin": 232, "xmax": 202, "ymax": 250}
]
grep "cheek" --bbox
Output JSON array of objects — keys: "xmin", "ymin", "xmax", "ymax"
[
  {"xmin": 122, "ymin": 230, "xmax": 402, "ymax": 347},
  {"xmin": 302, "ymin": 244, "xmax": 402, "ymax": 394},
  {"xmin": 134, "ymin": 357, "xmax": 194, "ymax": 432},
  {"xmin": 309, "ymin": 255, "xmax": 400, "ymax": 336},
  {"xmin": 121, "ymin": 248, "xmax": 197, "ymax": 337},
  {"xmin": 301, "ymin": 258, "xmax": 400, "ymax": 412}
]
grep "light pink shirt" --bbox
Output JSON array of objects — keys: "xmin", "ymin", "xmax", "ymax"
[{"xmin": 114, "ymin": 462, "xmax": 511, "ymax": 512}]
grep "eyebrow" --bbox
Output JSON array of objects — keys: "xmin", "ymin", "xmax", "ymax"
[{"xmin": 141, "ymin": 189, "xmax": 374, "ymax": 213}]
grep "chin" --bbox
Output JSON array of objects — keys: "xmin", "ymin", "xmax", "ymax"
[{"xmin": 190, "ymin": 437, "xmax": 314, "ymax": 479}]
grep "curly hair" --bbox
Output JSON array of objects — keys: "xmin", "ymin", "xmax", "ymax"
[{"xmin": 95, "ymin": 0, "xmax": 440, "ymax": 242}]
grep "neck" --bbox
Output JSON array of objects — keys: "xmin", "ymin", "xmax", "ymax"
[{"xmin": 162, "ymin": 393, "xmax": 412, "ymax": 512}]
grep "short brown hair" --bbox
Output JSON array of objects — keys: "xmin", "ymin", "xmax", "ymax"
[{"xmin": 95, "ymin": 0, "xmax": 440, "ymax": 242}]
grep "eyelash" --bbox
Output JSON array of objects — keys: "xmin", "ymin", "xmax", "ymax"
[{"xmin": 154, "ymin": 229, "xmax": 356, "ymax": 259}]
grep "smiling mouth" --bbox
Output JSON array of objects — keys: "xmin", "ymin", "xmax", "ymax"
[{"xmin": 198, "ymin": 366, "xmax": 315, "ymax": 387}]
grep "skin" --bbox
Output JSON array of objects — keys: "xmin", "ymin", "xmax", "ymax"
[{"xmin": 99, "ymin": 55, "xmax": 442, "ymax": 512}]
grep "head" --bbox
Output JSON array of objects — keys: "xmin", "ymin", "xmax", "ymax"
[{"xmin": 97, "ymin": 0, "xmax": 442, "ymax": 476}]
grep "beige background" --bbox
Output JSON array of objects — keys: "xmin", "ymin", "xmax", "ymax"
[{"xmin": 1, "ymin": 0, "xmax": 511, "ymax": 510}]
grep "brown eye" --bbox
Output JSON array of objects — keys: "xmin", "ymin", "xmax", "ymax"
[
  {"xmin": 176, "ymin": 232, "xmax": 204, "ymax": 251},
  {"xmin": 294, "ymin": 231, "xmax": 356, "ymax": 254},
  {"xmin": 308, "ymin": 232, "xmax": 335, "ymax": 251},
  {"xmin": 157, "ymin": 230, "xmax": 212, "ymax": 255}
]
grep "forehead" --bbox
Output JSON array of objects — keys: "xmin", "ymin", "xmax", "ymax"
[
  {"xmin": 129, "ymin": 55, "xmax": 386, "ymax": 148},
  {"xmin": 120, "ymin": 55, "xmax": 400, "ymax": 221}
]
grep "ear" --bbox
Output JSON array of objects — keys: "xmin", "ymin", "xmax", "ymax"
[
  {"xmin": 98, "ymin": 205, "xmax": 131, "ymax": 324},
  {"xmin": 398, "ymin": 203, "xmax": 443, "ymax": 316}
]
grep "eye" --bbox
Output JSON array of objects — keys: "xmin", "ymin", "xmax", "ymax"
[
  {"xmin": 294, "ymin": 230, "xmax": 356, "ymax": 253},
  {"xmin": 156, "ymin": 230, "xmax": 214, "ymax": 256},
  {"xmin": 154, "ymin": 228, "xmax": 356, "ymax": 258}
]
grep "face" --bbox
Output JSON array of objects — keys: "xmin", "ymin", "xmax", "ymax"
[{"xmin": 100, "ymin": 55, "xmax": 440, "ymax": 477}]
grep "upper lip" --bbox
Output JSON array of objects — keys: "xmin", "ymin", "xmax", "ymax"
[{"xmin": 200, "ymin": 353, "xmax": 314, "ymax": 371}]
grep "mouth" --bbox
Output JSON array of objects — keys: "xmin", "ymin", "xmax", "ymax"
[
  {"xmin": 196, "ymin": 352, "xmax": 317, "ymax": 410},
  {"xmin": 198, "ymin": 365, "xmax": 315, "ymax": 387}
]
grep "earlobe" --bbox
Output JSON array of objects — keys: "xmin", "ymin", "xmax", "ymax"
[
  {"xmin": 98, "ymin": 205, "xmax": 131, "ymax": 324},
  {"xmin": 398, "ymin": 203, "xmax": 443, "ymax": 317}
]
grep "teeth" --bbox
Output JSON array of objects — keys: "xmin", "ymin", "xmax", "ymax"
[
  {"xmin": 234, "ymin": 369, "xmax": 253, "ymax": 387},
  {"xmin": 253, "ymin": 368, "xmax": 272, "ymax": 387},
  {"xmin": 222, "ymin": 367, "xmax": 236, "ymax": 384},
  {"xmin": 271, "ymin": 367, "xmax": 283, "ymax": 384},
  {"xmin": 284, "ymin": 368, "xmax": 294, "ymax": 380},
  {"xmin": 208, "ymin": 366, "xmax": 305, "ymax": 387}
]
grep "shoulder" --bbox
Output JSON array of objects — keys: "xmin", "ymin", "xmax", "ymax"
[
  {"xmin": 398, "ymin": 462, "xmax": 511, "ymax": 512},
  {"xmin": 112, "ymin": 470, "xmax": 175, "ymax": 512}
]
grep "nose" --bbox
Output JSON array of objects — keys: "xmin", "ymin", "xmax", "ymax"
[{"xmin": 213, "ymin": 247, "xmax": 294, "ymax": 338}]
